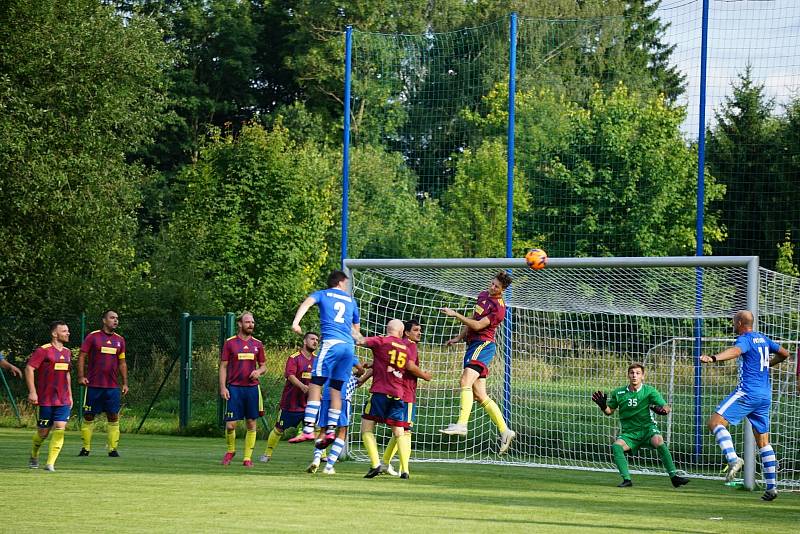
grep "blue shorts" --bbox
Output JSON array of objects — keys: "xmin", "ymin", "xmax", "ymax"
[
  {"xmin": 716, "ymin": 389, "xmax": 771, "ymax": 434},
  {"xmin": 313, "ymin": 340, "xmax": 355, "ymax": 383},
  {"xmin": 38, "ymin": 405, "xmax": 70, "ymax": 428},
  {"xmin": 463, "ymin": 340, "xmax": 497, "ymax": 378},
  {"xmin": 224, "ymin": 385, "xmax": 263, "ymax": 421},
  {"xmin": 275, "ymin": 410, "xmax": 304, "ymax": 431},
  {"xmin": 83, "ymin": 387, "xmax": 121, "ymax": 416},
  {"xmin": 319, "ymin": 398, "xmax": 352, "ymax": 427},
  {"xmin": 363, "ymin": 393, "xmax": 409, "ymax": 428},
  {"xmin": 399, "ymin": 402, "xmax": 417, "ymax": 428}
]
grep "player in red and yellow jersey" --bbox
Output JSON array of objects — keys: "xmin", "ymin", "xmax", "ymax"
[
  {"xmin": 439, "ymin": 272, "xmax": 516, "ymax": 454},
  {"xmin": 25, "ymin": 321, "xmax": 73, "ymax": 471},
  {"xmin": 220, "ymin": 312, "xmax": 266, "ymax": 467},
  {"xmin": 380, "ymin": 319, "xmax": 431, "ymax": 476},
  {"xmin": 360, "ymin": 319, "xmax": 428, "ymax": 479},
  {"xmin": 77, "ymin": 309, "xmax": 128, "ymax": 457},
  {"xmin": 259, "ymin": 332, "xmax": 317, "ymax": 463}
]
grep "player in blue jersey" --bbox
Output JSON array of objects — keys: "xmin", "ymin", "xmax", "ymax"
[
  {"xmin": 700, "ymin": 310, "xmax": 790, "ymax": 501},
  {"xmin": 289, "ymin": 270, "xmax": 363, "ymax": 448}
]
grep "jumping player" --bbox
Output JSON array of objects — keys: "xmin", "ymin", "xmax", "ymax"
[
  {"xmin": 439, "ymin": 272, "xmax": 516, "ymax": 454},
  {"xmin": 289, "ymin": 271, "xmax": 362, "ymax": 449}
]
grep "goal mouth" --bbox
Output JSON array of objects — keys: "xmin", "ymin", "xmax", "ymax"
[{"xmin": 342, "ymin": 256, "xmax": 800, "ymax": 491}]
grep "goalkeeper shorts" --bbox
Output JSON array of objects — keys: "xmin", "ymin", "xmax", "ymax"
[{"xmin": 617, "ymin": 425, "xmax": 661, "ymax": 451}]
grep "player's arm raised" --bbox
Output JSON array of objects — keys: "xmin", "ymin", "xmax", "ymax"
[
  {"xmin": 591, "ymin": 391, "xmax": 612, "ymax": 416},
  {"xmin": 291, "ymin": 296, "xmax": 317, "ymax": 335},
  {"xmin": 441, "ymin": 307, "xmax": 490, "ymax": 333},
  {"xmin": 700, "ymin": 346, "xmax": 741, "ymax": 364}
]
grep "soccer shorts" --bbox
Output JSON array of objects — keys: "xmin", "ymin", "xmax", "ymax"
[
  {"xmin": 83, "ymin": 386, "xmax": 121, "ymax": 416},
  {"xmin": 463, "ymin": 340, "xmax": 497, "ymax": 378},
  {"xmin": 715, "ymin": 389, "xmax": 771, "ymax": 434},
  {"xmin": 313, "ymin": 340, "xmax": 356, "ymax": 383},
  {"xmin": 37, "ymin": 405, "xmax": 70, "ymax": 428},
  {"xmin": 617, "ymin": 425, "xmax": 661, "ymax": 451},
  {"xmin": 319, "ymin": 398, "xmax": 352, "ymax": 427},
  {"xmin": 224, "ymin": 385, "xmax": 263, "ymax": 421},
  {"xmin": 362, "ymin": 393, "xmax": 409, "ymax": 428},
  {"xmin": 275, "ymin": 410, "xmax": 304, "ymax": 431},
  {"xmin": 398, "ymin": 401, "xmax": 416, "ymax": 428}
]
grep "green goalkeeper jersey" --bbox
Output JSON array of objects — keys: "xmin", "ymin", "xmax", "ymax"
[{"xmin": 607, "ymin": 383, "xmax": 666, "ymax": 433}]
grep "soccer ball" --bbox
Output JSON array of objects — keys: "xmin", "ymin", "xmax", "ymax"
[{"xmin": 525, "ymin": 248, "xmax": 548, "ymax": 270}]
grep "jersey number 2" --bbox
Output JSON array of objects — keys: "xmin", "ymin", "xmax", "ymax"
[{"xmin": 333, "ymin": 301, "xmax": 347, "ymax": 323}]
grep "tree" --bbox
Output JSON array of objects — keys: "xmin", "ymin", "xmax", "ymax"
[
  {"xmin": 338, "ymin": 144, "xmax": 457, "ymax": 262},
  {"xmin": 706, "ymin": 67, "xmax": 788, "ymax": 267},
  {"xmin": 147, "ymin": 123, "xmax": 337, "ymax": 338},
  {"xmin": 0, "ymin": 0, "xmax": 172, "ymax": 316},
  {"xmin": 462, "ymin": 82, "xmax": 725, "ymax": 257},
  {"xmin": 441, "ymin": 140, "xmax": 530, "ymax": 257}
]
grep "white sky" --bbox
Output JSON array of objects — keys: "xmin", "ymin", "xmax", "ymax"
[{"xmin": 656, "ymin": 0, "xmax": 800, "ymax": 137}]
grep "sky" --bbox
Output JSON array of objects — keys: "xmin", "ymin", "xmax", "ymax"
[{"xmin": 655, "ymin": 0, "xmax": 800, "ymax": 137}]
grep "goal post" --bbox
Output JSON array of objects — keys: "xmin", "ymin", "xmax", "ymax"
[{"xmin": 343, "ymin": 255, "xmax": 799, "ymax": 491}]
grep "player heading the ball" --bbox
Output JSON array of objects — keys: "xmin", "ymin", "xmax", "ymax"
[
  {"xmin": 439, "ymin": 271, "xmax": 516, "ymax": 455},
  {"xmin": 592, "ymin": 363, "xmax": 689, "ymax": 488}
]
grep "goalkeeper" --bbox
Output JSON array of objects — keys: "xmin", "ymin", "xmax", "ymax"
[{"xmin": 591, "ymin": 363, "xmax": 689, "ymax": 488}]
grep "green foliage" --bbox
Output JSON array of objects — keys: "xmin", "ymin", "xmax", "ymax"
[
  {"xmin": 0, "ymin": 0, "xmax": 172, "ymax": 317},
  {"xmin": 130, "ymin": 0, "xmax": 263, "ymax": 170},
  {"xmin": 441, "ymin": 139, "xmax": 529, "ymax": 257},
  {"xmin": 341, "ymin": 145, "xmax": 457, "ymax": 261},
  {"xmin": 149, "ymin": 123, "xmax": 337, "ymax": 339},
  {"xmin": 775, "ymin": 231, "xmax": 800, "ymax": 277},
  {"xmin": 706, "ymin": 67, "xmax": 790, "ymax": 268},
  {"xmin": 465, "ymin": 83, "xmax": 724, "ymax": 257}
]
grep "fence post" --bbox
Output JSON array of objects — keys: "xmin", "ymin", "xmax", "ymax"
[
  {"xmin": 78, "ymin": 311, "xmax": 86, "ymax": 425},
  {"xmin": 179, "ymin": 312, "xmax": 191, "ymax": 431}
]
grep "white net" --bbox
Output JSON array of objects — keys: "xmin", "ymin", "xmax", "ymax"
[{"xmin": 345, "ymin": 258, "xmax": 800, "ymax": 491}]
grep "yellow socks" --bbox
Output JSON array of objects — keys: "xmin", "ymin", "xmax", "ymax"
[
  {"xmin": 265, "ymin": 428, "xmax": 282, "ymax": 457},
  {"xmin": 480, "ymin": 398, "xmax": 508, "ymax": 434},
  {"xmin": 363, "ymin": 431, "xmax": 380, "ymax": 468},
  {"xmin": 243, "ymin": 430, "xmax": 257, "ymax": 461},
  {"xmin": 46, "ymin": 428, "xmax": 65, "ymax": 466},
  {"xmin": 457, "ymin": 387, "xmax": 474, "ymax": 425},
  {"xmin": 107, "ymin": 422, "xmax": 120, "ymax": 451},
  {"xmin": 225, "ymin": 428, "xmax": 236, "ymax": 453},
  {"xmin": 383, "ymin": 435, "xmax": 398, "ymax": 465},
  {"xmin": 81, "ymin": 420, "xmax": 94, "ymax": 451},
  {"xmin": 397, "ymin": 432, "xmax": 412, "ymax": 474},
  {"xmin": 31, "ymin": 432, "xmax": 45, "ymax": 458}
]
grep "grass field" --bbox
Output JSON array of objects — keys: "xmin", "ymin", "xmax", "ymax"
[{"xmin": 1, "ymin": 428, "xmax": 797, "ymax": 533}]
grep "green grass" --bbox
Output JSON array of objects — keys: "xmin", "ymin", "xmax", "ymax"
[{"xmin": 1, "ymin": 428, "xmax": 797, "ymax": 533}]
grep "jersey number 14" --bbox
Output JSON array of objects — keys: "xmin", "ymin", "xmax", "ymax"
[{"xmin": 758, "ymin": 346, "xmax": 770, "ymax": 371}]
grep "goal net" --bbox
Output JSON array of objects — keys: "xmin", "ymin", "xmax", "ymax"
[{"xmin": 344, "ymin": 257, "xmax": 800, "ymax": 491}]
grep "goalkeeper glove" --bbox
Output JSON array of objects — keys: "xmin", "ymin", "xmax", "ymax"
[
  {"xmin": 650, "ymin": 404, "xmax": 668, "ymax": 416},
  {"xmin": 591, "ymin": 391, "xmax": 607, "ymax": 411}
]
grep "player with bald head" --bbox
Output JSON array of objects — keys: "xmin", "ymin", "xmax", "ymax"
[
  {"xmin": 359, "ymin": 319, "xmax": 428, "ymax": 479},
  {"xmin": 700, "ymin": 310, "xmax": 790, "ymax": 501}
]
